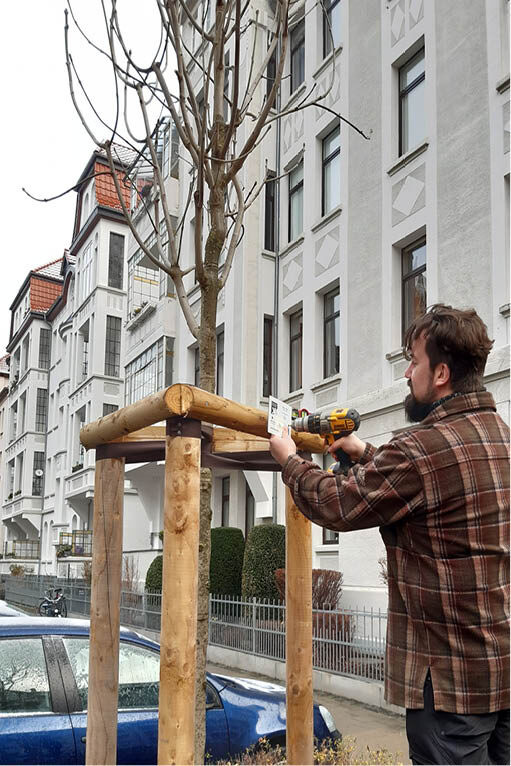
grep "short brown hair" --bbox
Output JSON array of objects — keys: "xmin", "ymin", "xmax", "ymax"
[{"xmin": 404, "ymin": 304, "xmax": 494, "ymax": 393}]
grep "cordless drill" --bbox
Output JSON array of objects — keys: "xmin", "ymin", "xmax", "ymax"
[{"xmin": 292, "ymin": 407, "xmax": 361, "ymax": 474}]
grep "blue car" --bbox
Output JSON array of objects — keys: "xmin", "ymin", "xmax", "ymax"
[{"xmin": 0, "ymin": 617, "xmax": 340, "ymax": 764}]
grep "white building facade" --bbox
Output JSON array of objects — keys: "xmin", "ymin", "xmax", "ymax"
[{"xmin": 1, "ymin": 1, "xmax": 509, "ymax": 601}]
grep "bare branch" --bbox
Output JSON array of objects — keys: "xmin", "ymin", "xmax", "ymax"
[{"xmin": 219, "ymin": 174, "xmax": 244, "ymax": 289}]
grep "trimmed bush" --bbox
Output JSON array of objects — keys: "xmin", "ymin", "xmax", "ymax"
[
  {"xmin": 210, "ymin": 527, "xmax": 245, "ymax": 596},
  {"xmin": 242, "ymin": 524, "xmax": 285, "ymax": 601},
  {"xmin": 145, "ymin": 555, "xmax": 163, "ymax": 592}
]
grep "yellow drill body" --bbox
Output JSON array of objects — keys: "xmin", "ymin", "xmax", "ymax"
[{"xmin": 292, "ymin": 408, "xmax": 361, "ymax": 473}]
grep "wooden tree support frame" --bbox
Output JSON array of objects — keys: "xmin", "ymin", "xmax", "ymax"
[{"xmin": 82, "ymin": 386, "xmax": 323, "ymax": 765}]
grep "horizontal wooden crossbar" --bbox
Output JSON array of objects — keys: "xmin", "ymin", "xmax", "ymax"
[{"xmin": 81, "ymin": 385, "xmax": 324, "ymax": 454}]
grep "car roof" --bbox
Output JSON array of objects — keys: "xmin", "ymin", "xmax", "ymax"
[{"xmin": 0, "ymin": 616, "xmax": 159, "ymax": 648}]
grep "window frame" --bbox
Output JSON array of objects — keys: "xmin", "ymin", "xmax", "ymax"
[
  {"xmin": 264, "ymin": 170, "xmax": 276, "ymax": 252},
  {"xmin": 401, "ymin": 237, "xmax": 427, "ymax": 339},
  {"xmin": 290, "ymin": 18, "xmax": 305, "ymax": 93},
  {"xmin": 289, "ymin": 308, "xmax": 303, "ymax": 392},
  {"xmin": 323, "ymin": 287, "xmax": 340, "ymax": 378},
  {"xmin": 398, "ymin": 47, "xmax": 425, "ymax": 157},
  {"xmin": 321, "ymin": 125, "xmax": 341, "ymax": 216},
  {"xmin": 38, "ymin": 328, "xmax": 51, "ymax": 369},
  {"xmin": 104, "ymin": 316, "xmax": 122, "ymax": 378},
  {"xmin": 323, "ymin": 0, "xmax": 341, "ymax": 59},
  {"xmin": 262, "ymin": 316, "xmax": 273, "ymax": 398},
  {"xmin": 288, "ymin": 161, "xmax": 304, "ymax": 242},
  {"xmin": 108, "ymin": 233, "xmax": 125, "ymax": 290}
]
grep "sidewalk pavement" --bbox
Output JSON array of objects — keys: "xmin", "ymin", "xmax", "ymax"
[{"xmin": 207, "ymin": 661, "xmax": 411, "ymax": 765}]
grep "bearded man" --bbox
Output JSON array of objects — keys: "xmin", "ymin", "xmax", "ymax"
[{"xmin": 269, "ymin": 304, "xmax": 510, "ymax": 766}]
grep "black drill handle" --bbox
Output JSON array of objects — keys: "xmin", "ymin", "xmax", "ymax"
[{"xmin": 331, "ymin": 447, "xmax": 353, "ymax": 475}]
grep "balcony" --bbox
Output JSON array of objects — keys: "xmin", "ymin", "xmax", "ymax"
[
  {"xmin": 57, "ymin": 530, "xmax": 92, "ymax": 558},
  {"xmin": 3, "ymin": 539, "xmax": 40, "ymax": 560}
]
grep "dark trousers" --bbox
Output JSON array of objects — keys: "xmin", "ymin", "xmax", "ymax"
[{"xmin": 406, "ymin": 671, "xmax": 510, "ymax": 765}]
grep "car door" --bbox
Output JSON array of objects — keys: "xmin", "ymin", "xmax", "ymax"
[
  {"xmin": 60, "ymin": 637, "xmax": 159, "ymax": 765},
  {"xmin": 0, "ymin": 635, "xmax": 77, "ymax": 766}
]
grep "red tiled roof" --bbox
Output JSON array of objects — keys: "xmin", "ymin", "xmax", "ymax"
[
  {"xmin": 30, "ymin": 277, "xmax": 63, "ymax": 312},
  {"xmin": 94, "ymin": 161, "xmax": 131, "ymax": 211}
]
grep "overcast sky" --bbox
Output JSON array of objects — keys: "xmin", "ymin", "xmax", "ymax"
[{"xmin": 0, "ymin": 2, "xmax": 164, "ymax": 354}]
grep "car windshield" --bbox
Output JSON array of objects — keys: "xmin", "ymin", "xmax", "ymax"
[{"xmin": 63, "ymin": 638, "xmax": 160, "ymax": 710}]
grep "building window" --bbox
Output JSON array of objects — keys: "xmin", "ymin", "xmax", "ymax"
[
  {"xmin": 216, "ymin": 331, "xmax": 224, "ymax": 397},
  {"xmin": 194, "ymin": 347, "xmax": 200, "ymax": 387},
  {"xmin": 402, "ymin": 238, "xmax": 427, "ymax": 338},
  {"xmin": 104, "ymin": 316, "xmax": 122, "ymax": 377},
  {"xmin": 399, "ymin": 48, "xmax": 425, "ymax": 156},
  {"xmin": 10, "ymin": 403, "xmax": 17, "ymax": 442},
  {"xmin": 323, "ymin": 0, "xmax": 341, "ymax": 58},
  {"xmin": 21, "ymin": 335, "xmax": 30, "ymax": 373},
  {"xmin": 35, "ymin": 389, "xmax": 48, "ymax": 433},
  {"xmin": 245, "ymin": 481, "xmax": 255, "ymax": 540},
  {"xmin": 322, "ymin": 125, "xmax": 341, "ymax": 216},
  {"xmin": 289, "ymin": 309, "xmax": 303, "ymax": 392},
  {"xmin": 108, "ymin": 233, "xmax": 125, "ymax": 289},
  {"xmin": 266, "ymin": 45, "xmax": 277, "ymax": 99},
  {"xmin": 80, "ymin": 242, "xmax": 95, "ymax": 304},
  {"xmin": 288, "ymin": 161, "xmax": 304, "ymax": 242},
  {"xmin": 159, "ymin": 120, "xmax": 180, "ymax": 181},
  {"xmin": 324, "ymin": 287, "xmax": 340, "ymax": 378},
  {"xmin": 322, "ymin": 527, "xmax": 339, "ymax": 545},
  {"xmin": 221, "ymin": 477, "xmax": 230, "ymax": 527},
  {"xmin": 263, "ymin": 317, "xmax": 273, "ymax": 398},
  {"xmin": 38, "ymin": 328, "xmax": 51, "ymax": 369},
  {"xmin": 264, "ymin": 171, "xmax": 276, "ymax": 252},
  {"xmin": 290, "ymin": 19, "xmax": 305, "ymax": 93},
  {"xmin": 103, "ymin": 403, "xmax": 118, "ymax": 416},
  {"xmin": 124, "ymin": 337, "xmax": 174, "ymax": 406},
  {"xmin": 32, "ymin": 452, "xmax": 44, "ymax": 496},
  {"xmin": 127, "ymin": 247, "xmax": 160, "ymax": 319}
]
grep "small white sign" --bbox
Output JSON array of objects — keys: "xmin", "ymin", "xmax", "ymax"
[{"xmin": 267, "ymin": 396, "xmax": 292, "ymax": 436}]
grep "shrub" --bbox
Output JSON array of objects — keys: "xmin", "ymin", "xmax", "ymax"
[
  {"xmin": 275, "ymin": 568, "xmax": 343, "ymax": 608},
  {"xmin": 9, "ymin": 563, "xmax": 25, "ymax": 577},
  {"xmin": 145, "ymin": 555, "xmax": 163, "ymax": 592},
  {"xmin": 210, "ymin": 527, "xmax": 245, "ymax": 596},
  {"xmin": 242, "ymin": 524, "xmax": 285, "ymax": 601}
]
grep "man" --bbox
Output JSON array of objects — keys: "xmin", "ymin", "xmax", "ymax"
[{"xmin": 269, "ymin": 305, "xmax": 510, "ymax": 765}]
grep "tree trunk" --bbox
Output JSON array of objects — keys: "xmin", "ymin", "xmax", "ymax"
[{"xmin": 194, "ymin": 268, "xmax": 220, "ymax": 763}]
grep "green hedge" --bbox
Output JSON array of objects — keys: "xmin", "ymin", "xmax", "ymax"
[
  {"xmin": 145, "ymin": 555, "xmax": 163, "ymax": 592},
  {"xmin": 242, "ymin": 524, "xmax": 285, "ymax": 601},
  {"xmin": 210, "ymin": 527, "xmax": 245, "ymax": 596}
]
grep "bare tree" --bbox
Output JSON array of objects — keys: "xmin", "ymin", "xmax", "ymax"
[{"xmin": 59, "ymin": 0, "xmax": 367, "ymax": 758}]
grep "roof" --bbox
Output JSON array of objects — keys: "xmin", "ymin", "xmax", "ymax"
[
  {"xmin": 94, "ymin": 160, "xmax": 131, "ymax": 211},
  {"xmin": 34, "ymin": 257, "xmax": 64, "ymax": 280},
  {"xmin": 30, "ymin": 276, "xmax": 63, "ymax": 312},
  {"xmin": 0, "ymin": 354, "xmax": 9, "ymax": 374},
  {"xmin": 97, "ymin": 142, "xmax": 138, "ymax": 168}
]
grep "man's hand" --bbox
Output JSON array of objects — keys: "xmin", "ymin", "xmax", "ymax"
[
  {"xmin": 269, "ymin": 430, "xmax": 297, "ymax": 467},
  {"xmin": 328, "ymin": 433, "xmax": 366, "ymax": 461}
]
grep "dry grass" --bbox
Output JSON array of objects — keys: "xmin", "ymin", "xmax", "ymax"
[{"xmin": 215, "ymin": 736, "xmax": 403, "ymax": 765}]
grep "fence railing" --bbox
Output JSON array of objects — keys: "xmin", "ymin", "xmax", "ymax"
[
  {"xmin": 3, "ymin": 540, "xmax": 40, "ymax": 559},
  {"xmin": 3, "ymin": 577, "xmax": 386, "ymax": 683}
]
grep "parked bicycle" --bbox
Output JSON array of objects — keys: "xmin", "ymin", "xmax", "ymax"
[{"xmin": 38, "ymin": 587, "xmax": 68, "ymax": 618}]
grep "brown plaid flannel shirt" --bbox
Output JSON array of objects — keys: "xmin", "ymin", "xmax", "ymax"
[{"xmin": 282, "ymin": 391, "xmax": 510, "ymax": 713}]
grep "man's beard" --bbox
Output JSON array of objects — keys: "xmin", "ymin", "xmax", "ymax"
[{"xmin": 404, "ymin": 383, "xmax": 436, "ymax": 422}]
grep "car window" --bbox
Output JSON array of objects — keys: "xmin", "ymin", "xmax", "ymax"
[
  {"xmin": 63, "ymin": 638, "xmax": 160, "ymax": 710},
  {"xmin": 0, "ymin": 638, "xmax": 52, "ymax": 714},
  {"xmin": 206, "ymin": 681, "xmax": 221, "ymax": 710}
]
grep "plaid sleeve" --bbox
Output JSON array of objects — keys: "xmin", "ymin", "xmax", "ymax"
[{"xmin": 282, "ymin": 440, "xmax": 423, "ymax": 532}]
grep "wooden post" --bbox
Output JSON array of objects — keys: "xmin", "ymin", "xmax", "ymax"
[
  {"xmin": 158, "ymin": 419, "xmax": 201, "ymax": 765},
  {"xmin": 86, "ymin": 456, "xmax": 125, "ymax": 766},
  {"xmin": 285, "ymin": 487, "xmax": 313, "ymax": 765}
]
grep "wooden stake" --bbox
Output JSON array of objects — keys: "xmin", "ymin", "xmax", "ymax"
[
  {"xmin": 285, "ymin": 487, "xmax": 313, "ymax": 766},
  {"xmin": 86, "ymin": 457, "xmax": 125, "ymax": 766},
  {"xmin": 158, "ymin": 420, "xmax": 201, "ymax": 765}
]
